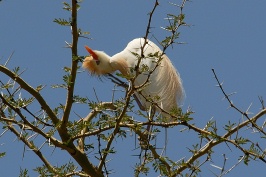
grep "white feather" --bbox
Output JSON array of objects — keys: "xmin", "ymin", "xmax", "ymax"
[{"xmin": 83, "ymin": 38, "xmax": 184, "ymax": 115}]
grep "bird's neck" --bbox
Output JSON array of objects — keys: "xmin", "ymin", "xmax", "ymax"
[
  {"xmin": 110, "ymin": 57, "xmax": 129, "ymax": 76},
  {"xmin": 94, "ymin": 51, "xmax": 129, "ymax": 75}
]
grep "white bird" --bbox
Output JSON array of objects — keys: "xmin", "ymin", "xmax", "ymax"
[{"xmin": 82, "ymin": 38, "xmax": 184, "ymax": 117}]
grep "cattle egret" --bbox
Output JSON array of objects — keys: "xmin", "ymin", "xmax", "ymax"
[{"xmin": 83, "ymin": 38, "xmax": 184, "ymax": 117}]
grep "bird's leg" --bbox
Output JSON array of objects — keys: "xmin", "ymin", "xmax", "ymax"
[
  {"xmin": 133, "ymin": 93, "xmax": 146, "ymax": 111},
  {"xmin": 139, "ymin": 105, "xmax": 156, "ymax": 150},
  {"xmin": 107, "ymin": 73, "xmax": 128, "ymax": 88},
  {"xmin": 107, "ymin": 74, "xmax": 146, "ymax": 111}
]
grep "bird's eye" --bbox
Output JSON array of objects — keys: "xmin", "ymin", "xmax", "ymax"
[{"xmin": 96, "ymin": 60, "xmax": 100, "ymax": 65}]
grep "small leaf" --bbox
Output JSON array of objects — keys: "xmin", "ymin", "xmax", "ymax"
[
  {"xmin": 73, "ymin": 95, "xmax": 88, "ymax": 104},
  {"xmin": 12, "ymin": 67, "xmax": 20, "ymax": 74},
  {"xmin": 36, "ymin": 85, "xmax": 44, "ymax": 92},
  {"xmin": 62, "ymin": 2, "xmax": 71, "ymax": 11},
  {"xmin": 0, "ymin": 152, "xmax": 6, "ymax": 158},
  {"xmin": 53, "ymin": 18, "xmax": 71, "ymax": 26},
  {"xmin": 51, "ymin": 84, "xmax": 68, "ymax": 89},
  {"xmin": 19, "ymin": 168, "xmax": 29, "ymax": 177}
]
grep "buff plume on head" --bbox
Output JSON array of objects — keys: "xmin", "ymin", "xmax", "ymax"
[{"xmin": 82, "ymin": 45, "xmax": 129, "ymax": 76}]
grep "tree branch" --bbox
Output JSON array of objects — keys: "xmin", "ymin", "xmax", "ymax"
[
  {"xmin": 0, "ymin": 65, "xmax": 59, "ymax": 125},
  {"xmin": 61, "ymin": 0, "xmax": 79, "ymax": 129},
  {"xmin": 77, "ymin": 102, "xmax": 117, "ymax": 151},
  {"xmin": 133, "ymin": 124, "xmax": 172, "ymax": 175},
  {"xmin": 7, "ymin": 123, "xmax": 57, "ymax": 174},
  {"xmin": 172, "ymin": 108, "xmax": 266, "ymax": 176},
  {"xmin": 98, "ymin": 88, "xmax": 135, "ymax": 171},
  {"xmin": 72, "ymin": 120, "xmax": 211, "ymax": 142},
  {"xmin": 0, "ymin": 94, "xmax": 72, "ymax": 151},
  {"xmin": 212, "ymin": 68, "xmax": 266, "ymax": 136}
]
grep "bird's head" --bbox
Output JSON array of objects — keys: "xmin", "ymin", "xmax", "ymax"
[
  {"xmin": 83, "ymin": 46, "xmax": 113, "ymax": 75},
  {"xmin": 83, "ymin": 45, "xmax": 129, "ymax": 76}
]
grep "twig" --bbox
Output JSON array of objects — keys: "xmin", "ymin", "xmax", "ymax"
[
  {"xmin": 219, "ymin": 155, "xmax": 245, "ymax": 177},
  {"xmin": 7, "ymin": 124, "xmax": 58, "ymax": 174},
  {"xmin": 258, "ymin": 96, "xmax": 265, "ymax": 109},
  {"xmin": 65, "ymin": 171, "xmax": 89, "ymax": 177},
  {"xmin": 134, "ymin": 125, "xmax": 172, "ymax": 174},
  {"xmin": 4, "ymin": 51, "xmax": 15, "ymax": 67},
  {"xmin": 0, "ymin": 94, "xmax": 69, "ymax": 151},
  {"xmin": 107, "ymin": 73, "xmax": 146, "ymax": 110},
  {"xmin": 72, "ymin": 120, "xmax": 211, "ymax": 141},
  {"xmin": 172, "ymin": 108, "xmax": 266, "ymax": 176},
  {"xmin": 143, "ymin": 0, "xmax": 159, "ymax": 41},
  {"xmin": 98, "ymin": 85, "xmax": 135, "ymax": 171},
  {"xmin": 0, "ymin": 65, "xmax": 59, "ymax": 125},
  {"xmin": 23, "ymin": 106, "xmax": 53, "ymax": 127},
  {"xmin": 212, "ymin": 68, "xmax": 266, "ymax": 136},
  {"xmin": 97, "ymin": 133, "xmax": 109, "ymax": 176},
  {"xmin": 77, "ymin": 102, "xmax": 116, "ymax": 151}
]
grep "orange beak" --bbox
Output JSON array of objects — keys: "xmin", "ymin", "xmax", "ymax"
[{"xmin": 85, "ymin": 46, "xmax": 98, "ymax": 60}]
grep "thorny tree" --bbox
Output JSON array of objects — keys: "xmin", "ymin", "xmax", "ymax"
[{"xmin": 1, "ymin": 1, "xmax": 266, "ymax": 177}]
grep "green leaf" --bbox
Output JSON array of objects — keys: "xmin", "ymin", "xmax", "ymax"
[
  {"xmin": 134, "ymin": 163, "xmax": 150, "ymax": 176},
  {"xmin": 63, "ymin": 67, "xmax": 71, "ymax": 73},
  {"xmin": 53, "ymin": 18, "xmax": 71, "ymax": 26},
  {"xmin": 72, "ymin": 55, "xmax": 83, "ymax": 62},
  {"xmin": 63, "ymin": 74, "xmax": 73, "ymax": 86},
  {"xmin": 73, "ymin": 95, "xmax": 88, "ymax": 104},
  {"xmin": 84, "ymin": 144, "xmax": 94, "ymax": 151},
  {"xmin": 0, "ymin": 152, "xmax": 6, "ymax": 158},
  {"xmin": 62, "ymin": 2, "xmax": 71, "ymax": 11},
  {"xmin": 16, "ymin": 97, "xmax": 35, "ymax": 108},
  {"xmin": 243, "ymin": 154, "xmax": 250, "ymax": 165},
  {"xmin": 35, "ymin": 85, "xmax": 44, "ymax": 92},
  {"xmin": 19, "ymin": 168, "xmax": 29, "ymax": 177},
  {"xmin": 235, "ymin": 137, "xmax": 249, "ymax": 145},
  {"xmin": 224, "ymin": 121, "xmax": 236, "ymax": 132},
  {"xmin": 117, "ymin": 129, "xmax": 127, "ymax": 138},
  {"xmin": 51, "ymin": 84, "xmax": 68, "ymax": 89},
  {"xmin": 0, "ymin": 83, "xmax": 14, "ymax": 89},
  {"xmin": 102, "ymin": 147, "xmax": 116, "ymax": 155},
  {"xmin": 12, "ymin": 67, "xmax": 20, "ymax": 74},
  {"xmin": 82, "ymin": 31, "xmax": 90, "ymax": 35}
]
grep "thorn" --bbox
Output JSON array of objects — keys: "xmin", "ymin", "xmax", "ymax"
[
  {"xmin": 227, "ymin": 92, "xmax": 237, "ymax": 97},
  {"xmin": 64, "ymin": 41, "xmax": 72, "ymax": 48},
  {"xmin": 4, "ymin": 51, "xmax": 15, "ymax": 67},
  {"xmin": 245, "ymin": 103, "xmax": 253, "ymax": 115}
]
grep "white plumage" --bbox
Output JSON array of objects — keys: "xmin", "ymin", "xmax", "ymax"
[{"xmin": 83, "ymin": 38, "xmax": 184, "ymax": 115}]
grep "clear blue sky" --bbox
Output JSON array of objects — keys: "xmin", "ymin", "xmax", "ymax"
[{"xmin": 1, "ymin": 0, "xmax": 266, "ymax": 176}]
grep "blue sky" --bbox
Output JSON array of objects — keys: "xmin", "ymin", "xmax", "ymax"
[{"xmin": 1, "ymin": 0, "xmax": 266, "ymax": 176}]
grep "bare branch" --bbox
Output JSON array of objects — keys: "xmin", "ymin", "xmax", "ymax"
[{"xmin": 212, "ymin": 68, "xmax": 266, "ymax": 136}]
